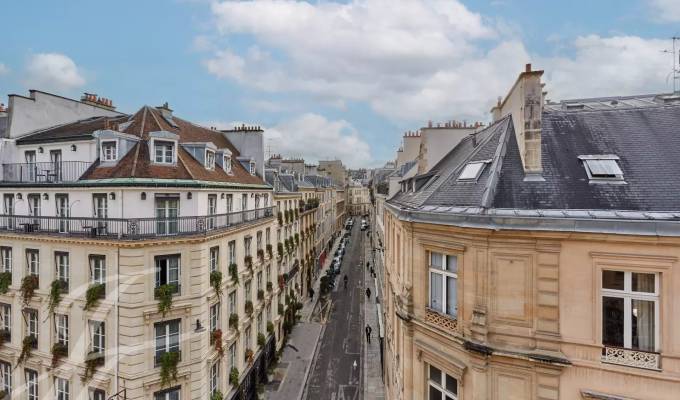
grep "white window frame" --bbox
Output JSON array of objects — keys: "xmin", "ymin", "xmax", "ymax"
[
  {"xmin": 428, "ymin": 364, "xmax": 458, "ymax": 400},
  {"xmin": 228, "ymin": 241, "xmax": 236, "ymax": 265},
  {"xmin": 601, "ymin": 270, "xmax": 660, "ymax": 352},
  {"xmin": 428, "ymin": 252, "xmax": 458, "ymax": 318},
  {"xmin": 55, "ymin": 252, "xmax": 69, "ymax": 287},
  {"xmin": 25, "ymin": 369, "xmax": 38, "ymax": 400},
  {"xmin": 228, "ymin": 291, "xmax": 237, "ymax": 315},
  {"xmin": 155, "ymin": 196, "xmax": 179, "ymax": 235},
  {"xmin": 101, "ymin": 140, "xmax": 118, "ymax": 162},
  {"xmin": 25, "ymin": 309, "xmax": 38, "ymax": 339},
  {"xmin": 0, "ymin": 303, "xmax": 10, "ymax": 332},
  {"xmin": 210, "ymin": 246, "xmax": 219, "ymax": 273},
  {"xmin": 90, "ymin": 320, "xmax": 105, "ymax": 354},
  {"xmin": 0, "ymin": 247, "xmax": 11, "ymax": 273},
  {"xmin": 89, "ymin": 388, "xmax": 106, "ymax": 400},
  {"xmin": 210, "ymin": 302, "xmax": 220, "ymax": 332},
  {"xmin": 0, "ymin": 361, "xmax": 10, "ymax": 395},
  {"xmin": 154, "ymin": 319, "xmax": 180, "ymax": 360},
  {"xmin": 224, "ymin": 155, "xmax": 232, "ymax": 174},
  {"xmin": 249, "ymin": 162, "xmax": 256, "ymax": 175},
  {"xmin": 90, "ymin": 255, "xmax": 106, "ymax": 285},
  {"xmin": 26, "ymin": 249, "xmax": 39, "ymax": 277},
  {"xmin": 55, "ymin": 377, "xmax": 70, "ymax": 400},
  {"xmin": 210, "ymin": 361, "xmax": 219, "ymax": 396},
  {"xmin": 155, "ymin": 254, "xmax": 180, "ymax": 293},
  {"xmin": 55, "ymin": 314, "xmax": 69, "ymax": 347},
  {"xmin": 458, "ymin": 161, "xmax": 487, "ymax": 181},
  {"xmin": 205, "ymin": 149, "xmax": 216, "ymax": 170},
  {"xmin": 229, "ymin": 343, "xmax": 236, "ymax": 374},
  {"xmin": 154, "ymin": 140, "xmax": 176, "ymax": 164}
]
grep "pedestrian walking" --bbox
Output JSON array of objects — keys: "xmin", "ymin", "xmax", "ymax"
[
  {"xmin": 366, "ymin": 261, "xmax": 370, "ymax": 269},
  {"xmin": 365, "ymin": 324, "xmax": 372, "ymax": 344},
  {"xmin": 343, "ymin": 274, "xmax": 348, "ymax": 289},
  {"xmin": 366, "ymin": 287, "xmax": 371, "ymax": 299},
  {"xmin": 309, "ymin": 288, "xmax": 315, "ymax": 299}
]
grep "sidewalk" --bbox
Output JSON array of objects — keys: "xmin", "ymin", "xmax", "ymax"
[
  {"xmin": 266, "ymin": 235, "xmax": 342, "ymax": 399},
  {"xmin": 363, "ymin": 235, "xmax": 385, "ymax": 400}
]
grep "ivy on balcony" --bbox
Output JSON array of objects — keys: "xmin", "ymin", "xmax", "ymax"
[
  {"xmin": 257, "ymin": 333, "xmax": 265, "ymax": 348},
  {"xmin": 229, "ymin": 263, "xmax": 239, "ymax": 285},
  {"xmin": 229, "ymin": 313, "xmax": 239, "ymax": 332},
  {"xmin": 277, "ymin": 211, "xmax": 283, "ymax": 226},
  {"xmin": 257, "ymin": 289, "xmax": 265, "ymax": 301},
  {"xmin": 159, "ymin": 351, "xmax": 180, "ymax": 388},
  {"xmin": 84, "ymin": 283, "xmax": 105, "ymax": 311},
  {"xmin": 155, "ymin": 284, "xmax": 177, "ymax": 316},
  {"xmin": 51, "ymin": 342, "xmax": 68, "ymax": 367},
  {"xmin": 277, "ymin": 243, "xmax": 284, "ymax": 260},
  {"xmin": 230, "ymin": 367, "xmax": 239, "ymax": 387},
  {"xmin": 84, "ymin": 351, "xmax": 105, "ymax": 381},
  {"xmin": 244, "ymin": 255, "xmax": 253, "ymax": 272},
  {"xmin": 267, "ymin": 321, "xmax": 274, "ymax": 335},
  {"xmin": 0, "ymin": 272, "xmax": 11, "ymax": 295},
  {"xmin": 257, "ymin": 249, "xmax": 265, "ymax": 262},
  {"xmin": 48, "ymin": 279, "xmax": 65, "ymax": 314},
  {"xmin": 245, "ymin": 301, "xmax": 254, "ymax": 316},
  {"xmin": 18, "ymin": 336, "xmax": 37, "ymax": 364},
  {"xmin": 266, "ymin": 244, "xmax": 273, "ymax": 259},
  {"xmin": 20, "ymin": 275, "xmax": 39, "ymax": 305},
  {"xmin": 210, "ymin": 271, "xmax": 222, "ymax": 298}
]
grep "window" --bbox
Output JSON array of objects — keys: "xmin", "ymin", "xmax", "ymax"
[
  {"xmin": 580, "ymin": 155, "xmax": 624, "ymax": 181},
  {"xmin": 226, "ymin": 194, "xmax": 233, "ymax": 213},
  {"xmin": 0, "ymin": 247, "xmax": 11, "ymax": 273},
  {"xmin": 245, "ymin": 237, "xmax": 252, "ymax": 257},
  {"xmin": 255, "ymin": 195, "xmax": 260, "ymax": 209},
  {"xmin": 25, "ymin": 151, "xmax": 36, "ymax": 181},
  {"xmin": 257, "ymin": 312, "xmax": 263, "ymax": 335},
  {"xmin": 55, "ymin": 314, "xmax": 69, "ymax": 348},
  {"xmin": 210, "ymin": 247, "xmax": 219, "ymax": 273},
  {"xmin": 257, "ymin": 272, "xmax": 262, "ymax": 293},
  {"xmin": 602, "ymin": 270, "xmax": 658, "ymax": 352},
  {"xmin": 241, "ymin": 194, "xmax": 247, "ymax": 211},
  {"xmin": 206, "ymin": 150, "xmax": 215, "ymax": 170},
  {"xmin": 210, "ymin": 361, "xmax": 219, "ymax": 396},
  {"xmin": 210, "ymin": 303, "xmax": 220, "ymax": 332},
  {"xmin": 229, "ymin": 343, "xmax": 237, "ymax": 375},
  {"xmin": 92, "ymin": 194, "xmax": 107, "ymax": 219},
  {"xmin": 155, "ymin": 255, "xmax": 180, "ymax": 294},
  {"xmin": 3, "ymin": 194, "xmax": 14, "ymax": 229},
  {"xmin": 154, "ymin": 387, "xmax": 180, "ymax": 400},
  {"xmin": 228, "ymin": 291, "xmax": 237, "ymax": 315},
  {"xmin": 24, "ymin": 309, "xmax": 38, "ymax": 341},
  {"xmin": 156, "ymin": 196, "xmax": 179, "ymax": 235},
  {"xmin": 207, "ymin": 195, "xmax": 217, "ymax": 230},
  {"xmin": 89, "ymin": 388, "xmax": 106, "ymax": 400},
  {"xmin": 458, "ymin": 161, "xmax": 486, "ymax": 181},
  {"xmin": 224, "ymin": 155, "xmax": 232, "ymax": 174},
  {"xmin": 228, "ymin": 241, "xmax": 236, "ymax": 265},
  {"xmin": 428, "ymin": 365, "xmax": 458, "ymax": 400},
  {"xmin": 0, "ymin": 361, "xmax": 10, "ymax": 395},
  {"xmin": 245, "ymin": 281, "xmax": 251, "ymax": 304},
  {"xmin": 154, "ymin": 320, "xmax": 180, "ymax": 364},
  {"xmin": 428, "ymin": 252, "xmax": 458, "ymax": 318},
  {"xmin": 27, "ymin": 194, "xmax": 40, "ymax": 221},
  {"xmin": 244, "ymin": 326, "xmax": 251, "ymax": 357},
  {"xmin": 249, "ymin": 162, "xmax": 256, "ymax": 175},
  {"xmin": 90, "ymin": 321, "xmax": 105, "ymax": 354},
  {"xmin": 25, "ymin": 369, "xmax": 38, "ymax": 400},
  {"xmin": 26, "ymin": 249, "xmax": 39, "ymax": 277},
  {"xmin": 90, "ymin": 255, "xmax": 106, "ymax": 287},
  {"xmin": 55, "ymin": 252, "xmax": 69, "ymax": 291},
  {"xmin": 154, "ymin": 140, "xmax": 175, "ymax": 164},
  {"xmin": 55, "ymin": 194, "xmax": 69, "ymax": 233},
  {"xmin": 257, "ymin": 231, "xmax": 262, "ymax": 251},
  {"xmin": 0, "ymin": 303, "xmax": 10, "ymax": 334},
  {"xmin": 102, "ymin": 141, "xmax": 117, "ymax": 162},
  {"xmin": 266, "ymin": 228, "xmax": 271, "ymax": 246},
  {"xmin": 55, "ymin": 377, "xmax": 69, "ymax": 400}
]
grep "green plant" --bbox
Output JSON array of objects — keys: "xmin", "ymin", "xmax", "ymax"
[
  {"xmin": 51, "ymin": 342, "xmax": 68, "ymax": 367},
  {"xmin": 229, "ymin": 263, "xmax": 239, "ymax": 285},
  {"xmin": 294, "ymin": 209, "xmax": 299, "ymax": 219},
  {"xmin": 83, "ymin": 351, "xmax": 105, "ymax": 381},
  {"xmin": 0, "ymin": 272, "xmax": 11, "ymax": 294},
  {"xmin": 278, "ymin": 303, "xmax": 284, "ymax": 315},
  {"xmin": 210, "ymin": 271, "xmax": 222, "ymax": 298},
  {"xmin": 212, "ymin": 329, "xmax": 224, "ymax": 356},
  {"xmin": 257, "ymin": 249, "xmax": 265, "ymax": 261},
  {"xmin": 284, "ymin": 210, "xmax": 290, "ymax": 224},
  {"xmin": 244, "ymin": 255, "xmax": 253, "ymax": 270},
  {"xmin": 211, "ymin": 391, "xmax": 224, "ymax": 400},
  {"xmin": 159, "ymin": 351, "xmax": 180, "ymax": 388},
  {"xmin": 277, "ymin": 211, "xmax": 283, "ymax": 226},
  {"xmin": 257, "ymin": 333, "xmax": 265, "ymax": 348},
  {"xmin": 257, "ymin": 289, "xmax": 265, "ymax": 301},
  {"xmin": 266, "ymin": 244, "xmax": 273, "ymax": 259},
  {"xmin": 267, "ymin": 321, "xmax": 274, "ymax": 335},
  {"xmin": 20, "ymin": 275, "xmax": 39, "ymax": 305},
  {"xmin": 230, "ymin": 367, "xmax": 239, "ymax": 386},
  {"xmin": 84, "ymin": 283, "xmax": 105, "ymax": 311},
  {"xmin": 229, "ymin": 313, "xmax": 239, "ymax": 331},
  {"xmin": 266, "ymin": 281, "xmax": 273, "ymax": 292},
  {"xmin": 277, "ymin": 243, "xmax": 284, "ymax": 259},
  {"xmin": 17, "ymin": 335, "xmax": 36, "ymax": 364},
  {"xmin": 294, "ymin": 233, "xmax": 300, "ymax": 246},
  {"xmin": 245, "ymin": 300, "xmax": 253, "ymax": 316},
  {"xmin": 48, "ymin": 279, "xmax": 64, "ymax": 314},
  {"xmin": 155, "ymin": 284, "xmax": 176, "ymax": 316}
]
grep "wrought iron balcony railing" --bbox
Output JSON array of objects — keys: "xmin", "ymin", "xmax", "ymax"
[
  {"xmin": 601, "ymin": 345, "xmax": 661, "ymax": 370},
  {"xmin": 0, "ymin": 207, "xmax": 274, "ymax": 240},
  {"xmin": 1, "ymin": 161, "xmax": 93, "ymax": 183}
]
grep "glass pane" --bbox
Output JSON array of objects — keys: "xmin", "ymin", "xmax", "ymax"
[
  {"xmin": 602, "ymin": 270, "xmax": 624, "ymax": 290},
  {"xmin": 430, "ymin": 253, "xmax": 443, "ymax": 269},
  {"xmin": 430, "ymin": 273, "xmax": 442, "ymax": 312},
  {"xmin": 632, "ymin": 299, "xmax": 655, "ymax": 352},
  {"xmin": 429, "ymin": 365, "xmax": 441, "ymax": 384},
  {"xmin": 446, "ymin": 256, "xmax": 457, "ymax": 273},
  {"xmin": 632, "ymin": 273, "xmax": 655, "ymax": 293},
  {"xmin": 446, "ymin": 276, "xmax": 457, "ymax": 318},
  {"xmin": 446, "ymin": 375, "xmax": 457, "ymax": 394},
  {"xmin": 602, "ymin": 296, "xmax": 624, "ymax": 347},
  {"xmin": 429, "ymin": 386, "xmax": 442, "ymax": 400}
]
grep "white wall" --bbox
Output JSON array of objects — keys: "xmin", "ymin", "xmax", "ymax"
[{"xmin": 418, "ymin": 126, "xmax": 476, "ymax": 174}]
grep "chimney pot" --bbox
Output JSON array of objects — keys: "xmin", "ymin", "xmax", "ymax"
[{"xmin": 525, "ymin": 63, "xmax": 532, "ymax": 73}]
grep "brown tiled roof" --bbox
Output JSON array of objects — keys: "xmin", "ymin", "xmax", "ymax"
[
  {"xmin": 82, "ymin": 106, "xmax": 265, "ymax": 186},
  {"xmin": 16, "ymin": 115, "xmax": 129, "ymax": 144}
]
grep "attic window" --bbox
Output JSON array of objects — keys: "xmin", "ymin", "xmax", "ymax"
[
  {"xmin": 154, "ymin": 140, "xmax": 175, "ymax": 164},
  {"xmin": 224, "ymin": 155, "xmax": 232, "ymax": 174},
  {"xmin": 205, "ymin": 150, "xmax": 215, "ymax": 170},
  {"xmin": 458, "ymin": 161, "xmax": 486, "ymax": 181},
  {"xmin": 579, "ymin": 155, "xmax": 624, "ymax": 182},
  {"xmin": 101, "ymin": 141, "xmax": 117, "ymax": 162},
  {"xmin": 249, "ymin": 162, "xmax": 256, "ymax": 175}
]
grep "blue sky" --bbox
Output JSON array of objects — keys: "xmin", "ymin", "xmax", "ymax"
[{"xmin": 1, "ymin": 0, "xmax": 678, "ymax": 168}]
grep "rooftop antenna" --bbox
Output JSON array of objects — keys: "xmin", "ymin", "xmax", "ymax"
[{"xmin": 662, "ymin": 36, "xmax": 680, "ymax": 94}]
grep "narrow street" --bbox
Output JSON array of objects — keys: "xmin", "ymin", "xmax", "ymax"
[{"xmin": 305, "ymin": 223, "xmax": 365, "ymax": 400}]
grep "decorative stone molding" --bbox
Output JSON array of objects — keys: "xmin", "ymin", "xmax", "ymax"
[
  {"xmin": 424, "ymin": 308, "xmax": 459, "ymax": 334},
  {"xmin": 601, "ymin": 346, "xmax": 660, "ymax": 371}
]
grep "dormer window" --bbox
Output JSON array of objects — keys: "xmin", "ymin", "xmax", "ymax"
[
  {"xmin": 154, "ymin": 141, "xmax": 175, "ymax": 164},
  {"xmin": 249, "ymin": 162, "xmax": 256, "ymax": 175},
  {"xmin": 102, "ymin": 141, "xmax": 118, "ymax": 162},
  {"xmin": 458, "ymin": 161, "xmax": 487, "ymax": 181},
  {"xmin": 205, "ymin": 150, "xmax": 215, "ymax": 170},
  {"xmin": 579, "ymin": 155, "xmax": 624, "ymax": 182},
  {"xmin": 223, "ymin": 155, "xmax": 232, "ymax": 174}
]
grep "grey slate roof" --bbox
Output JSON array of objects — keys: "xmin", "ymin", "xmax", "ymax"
[{"xmin": 389, "ymin": 96, "xmax": 680, "ymax": 223}]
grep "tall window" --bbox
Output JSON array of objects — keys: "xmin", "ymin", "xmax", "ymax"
[
  {"xmin": 257, "ymin": 231, "xmax": 263, "ymax": 251},
  {"xmin": 206, "ymin": 150, "xmax": 216, "ymax": 170},
  {"xmin": 55, "ymin": 194, "xmax": 69, "ymax": 233},
  {"xmin": 154, "ymin": 141, "xmax": 175, "ymax": 164},
  {"xmin": 27, "ymin": 194, "xmax": 40, "ymax": 223},
  {"xmin": 224, "ymin": 155, "xmax": 232, "ymax": 174},
  {"xmin": 26, "ymin": 249, "xmax": 39, "ymax": 277},
  {"xmin": 155, "ymin": 196, "xmax": 179, "ymax": 235},
  {"xmin": 155, "ymin": 255, "xmax": 180, "ymax": 294},
  {"xmin": 257, "ymin": 312, "xmax": 263, "ymax": 335},
  {"xmin": 241, "ymin": 194, "xmax": 247, "ymax": 211},
  {"xmin": 154, "ymin": 320, "xmax": 180, "ymax": 364},
  {"xmin": 428, "ymin": 252, "xmax": 458, "ymax": 318},
  {"xmin": 210, "ymin": 247, "xmax": 219, "ymax": 273},
  {"xmin": 210, "ymin": 361, "xmax": 220, "ymax": 396},
  {"xmin": 245, "ymin": 281, "xmax": 251, "ymax": 304},
  {"xmin": 0, "ymin": 304, "xmax": 10, "ymax": 334},
  {"xmin": 428, "ymin": 365, "xmax": 458, "ymax": 400},
  {"xmin": 257, "ymin": 272, "xmax": 262, "ymax": 293},
  {"xmin": 3, "ymin": 194, "xmax": 14, "ymax": 229},
  {"xmin": 89, "ymin": 389, "xmax": 106, "ymax": 400},
  {"xmin": 210, "ymin": 303, "xmax": 220, "ymax": 332},
  {"xmin": 244, "ymin": 237, "xmax": 252, "ymax": 257},
  {"xmin": 55, "ymin": 252, "xmax": 69, "ymax": 291},
  {"xmin": 228, "ymin": 291, "xmax": 237, "ymax": 315},
  {"xmin": 92, "ymin": 194, "xmax": 108, "ymax": 233},
  {"xmin": 207, "ymin": 195, "xmax": 217, "ymax": 230},
  {"xmin": 102, "ymin": 141, "xmax": 117, "ymax": 162},
  {"xmin": 0, "ymin": 247, "xmax": 11, "ymax": 273},
  {"xmin": 55, "ymin": 377, "xmax": 70, "ymax": 400},
  {"xmin": 602, "ymin": 270, "xmax": 659, "ymax": 352},
  {"xmin": 90, "ymin": 321, "xmax": 105, "ymax": 354},
  {"xmin": 266, "ymin": 228, "xmax": 271, "ymax": 247},
  {"xmin": 25, "ymin": 151, "xmax": 36, "ymax": 181},
  {"xmin": 228, "ymin": 241, "xmax": 236, "ymax": 265},
  {"xmin": 25, "ymin": 309, "xmax": 38, "ymax": 340},
  {"xmin": 90, "ymin": 255, "xmax": 106, "ymax": 286},
  {"xmin": 55, "ymin": 314, "xmax": 69, "ymax": 348},
  {"xmin": 229, "ymin": 343, "xmax": 236, "ymax": 373},
  {"xmin": 226, "ymin": 194, "xmax": 233, "ymax": 213},
  {"xmin": 25, "ymin": 369, "xmax": 38, "ymax": 400},
  {"xmin": 244, "ymin": 326, "xmax": 251, "ymax": 355},
  {"xmin": 154, "ymin": 387, "xmax": 180, "ymax": 400},
  {"xmin": 0, "ymin": 361, "xmax": 10, "ymax": 395}
]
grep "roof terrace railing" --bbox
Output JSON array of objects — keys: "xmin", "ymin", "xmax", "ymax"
[
  {"xmin": 0, "ymin": 207, "xmax": 275, "ymax": 240},
  {"xmin": 1, "ymin": 161, "xmax": 93, "ymax": 183}
]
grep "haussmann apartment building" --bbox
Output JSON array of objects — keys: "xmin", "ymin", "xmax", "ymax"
[{"xmin": 382, "ymin": 64, "xmax": 680, "ymax": 400}]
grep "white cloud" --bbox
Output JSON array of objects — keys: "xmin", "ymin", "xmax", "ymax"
[
  {"xmin": 0, "ymin": 63, "xmax": 9, "ymax": 75},
  {"xmin": 203, "ymin": 0, "xmax": 677, "ymax": 124},
  {"xmin": 24, "ymin": 53, "xmax": 86, "ymax": 92},
  {"xmin": 648, "ymin": 0, "xmax": 680, "ymax": 22}
]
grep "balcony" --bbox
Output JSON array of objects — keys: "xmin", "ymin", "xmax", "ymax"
[
  {"xmin": 424, "ymin": 307, "xmax": 459, "ymax": 335},
  {"xmin": 1, "ymin": 161, "xmax": 93, "ymax": 183},
  {"xmin": 601, "ymin": 345, "xmax": 661, "ymax": 371},
  {"xmin": 0, "ymin": 206, "xmax": 274, "ymax": 241}
]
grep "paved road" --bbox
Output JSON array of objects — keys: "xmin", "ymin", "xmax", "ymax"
[{"xmin": 305, "ymin": 223, "xmax": 365, "ymax": 400}]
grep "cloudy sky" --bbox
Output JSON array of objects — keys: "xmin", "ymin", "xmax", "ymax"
[{"xmin": 1, "ymin": 0, "xmax": 678, "ymax": 168}]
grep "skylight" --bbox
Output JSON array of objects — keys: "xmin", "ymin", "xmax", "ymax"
[
  {"xmin": 458, "ymin": 161, "xmax": 486, "ymax": 181},
  {"xmin": 579, "ymin": 155, "xmax": 624, "ymax": 181}
]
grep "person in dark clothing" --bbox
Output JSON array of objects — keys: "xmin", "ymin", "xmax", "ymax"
[
  {"xmin": 366, "ymin": 261, "xmax": 370, "ymax": 269},
  {"xmin": 309, "ymin": 288, "xmax": 315, "ymax": 299},
  {"xmin": 365, "ymin": 324, "xmax": 372, "ymax": 344},
  {"xmin": 366, "ymin": 287, "xmax": 371, "ymax": 299},
  {"xmin": 344, "ymin": 274, "xmax": 348, "ymax": 289}
]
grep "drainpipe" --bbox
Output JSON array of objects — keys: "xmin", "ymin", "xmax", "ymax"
[{"xmin": 115, "ymin": 189, "xmax": 123, "ymax": 394}]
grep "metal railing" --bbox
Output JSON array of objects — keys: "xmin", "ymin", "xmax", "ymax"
[
  {"xmin": 0, "ymin": 207, "xmax": 275, "ymax": 240},
  {"xmin": 1, "ymin": 161, "xmax": 93, "ymax": 183}
]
